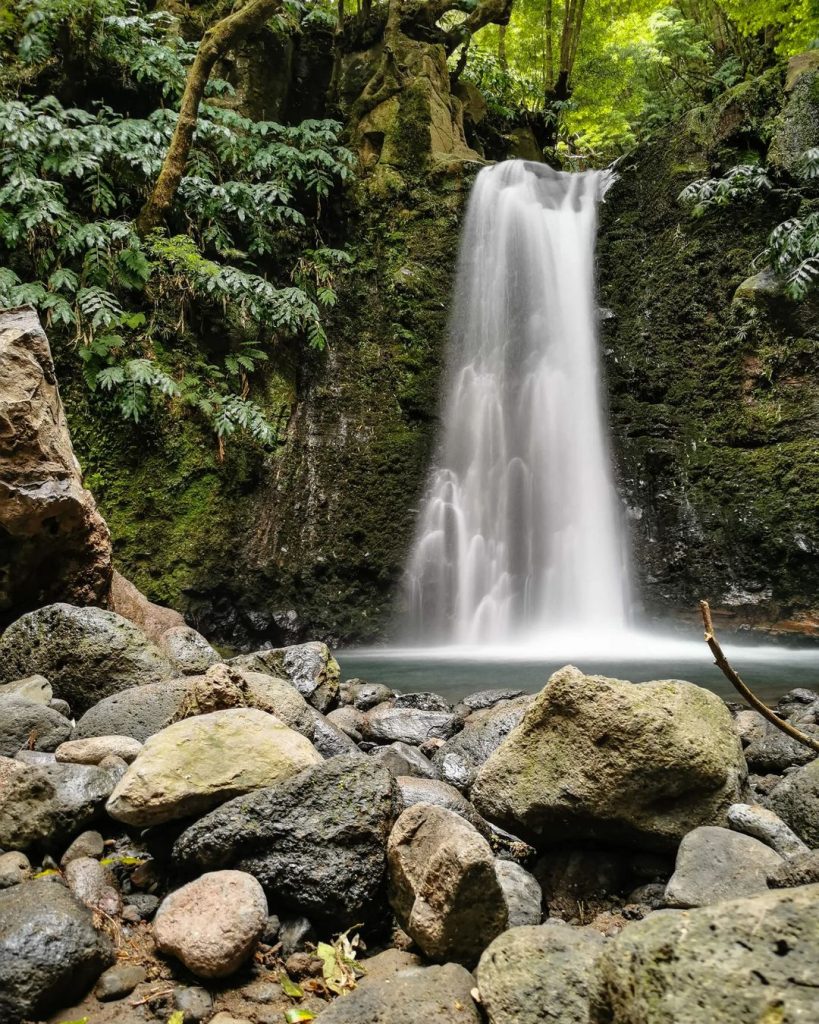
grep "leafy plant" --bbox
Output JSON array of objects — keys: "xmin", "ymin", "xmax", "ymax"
[
  {"xmin": 765, "ymin": 214, "xmax": 819, "ymax": 300},
  {"xmin": 678, "ymin": 164, "xmax": 772, "ymax": 217}
]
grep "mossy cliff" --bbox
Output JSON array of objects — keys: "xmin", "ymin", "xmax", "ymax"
[{"xmin": 599, "ymin": 61, "xmax": 819, "ymax": 635}]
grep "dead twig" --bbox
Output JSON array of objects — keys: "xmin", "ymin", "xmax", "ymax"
[{"xmin": 700, "ymin": 599, "xmax": 819, "ymax": 754}]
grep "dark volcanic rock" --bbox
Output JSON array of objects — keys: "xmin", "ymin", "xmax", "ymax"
[
  {"xmin": 0, "ymin": 696, "xmax": 72, "ymax": 757},
  {"xmin": 0, "ymin": 878, "xmax": 115, "ymax": 1022},
  {"xmin": 432, "ymin": 696, "xmax": 532, "ymax": 791},
  {"xmin": 366, "ymin": 705, "xmax": 461, "ymax": 745},
  {"xmin": 173, "ymin": 755, "xmax": 401, "ymax": 928},
  {"xmin": 0, "ymin": 603, "xmax": 174, "ymax": 714}
]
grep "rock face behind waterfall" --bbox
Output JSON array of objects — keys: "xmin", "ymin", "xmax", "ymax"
[
  {"xmin": 0, "ymin": 306, "xmax": 112, "ymax": 625},
  {"xmin": 471, "ymin": 666, "xmax": 747, "ymax": 849}
]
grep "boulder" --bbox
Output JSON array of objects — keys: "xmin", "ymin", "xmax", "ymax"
[
  {"xmin": 0, "ymin": 878, "xmax": 115, "ymax": 1022},
  {"xmin": 173, "ymin": 755, "xmax": 401, "ymax": 928},
  {"xmin": 388, "ymin": 803, "xmax": 507, "ymax": 965},
  {"xmin": 55, "ymin": 734, "xmax": 143, "ymax": 765},
  {"xmin": 347, "ymin": 680, "xmax": 395, "ymax": 710},
  {"xmin": 432, "ymin": 696, "xmax": 531, "ymax": 791},
  {"xmin": 313, "ymin": 963, "xmax": 481, "ymax": 1023},
  {"xmin": 476, "ymin": 922, "xmax": 604, "ymax": 1024},
  {"xmin": 396, "ymin": 776, "xmax": 489, "ymax": 834},
  {"xmin": 0, "ymin": 756, "xmax": 123, "ymax": 851},
  {"xmin": 393, "ymin": 692, "xmax": 452, "ymax": 712},
  {"xmin": 768, "ymin": 849, "xmax": 819, "ymax": 888},
  {"xmin": 370, "ymin": 741, "xmax": 439, "ymax": 779},
  {"xmin": 0, "ymin": 674, "xmax": 51, "ymax": 704},
  {"xmin": 61, "ymin": 830, "xmax": 105, "ymax": 866},
  {"xmin": 327, "ymin": 705, "xmax": 367, "ymax": 739},
  {"xmin": 108, "ymin": 569, "xmax": 185, "ymax": 640},
  {"xmin": 726, "ymin": 802, "xmax": 809, "ymax": 858},
  {"xmin": 153, "ymin": 870, "xmax": 267, "ymax": 978},
  {"xmin": 495, "ymin": 860, "xmax": 542, "ymax": 927},
  {"xmin": 600, "ymin": 884, "xmax": 819, "ymax": 1023},
  {"xmin": 743, "ymin": 720, "xmax": 818, "ymax": 773},
  {"xmin": 472, "ymin": 667, "xmax": 746, "ymax": 849},
  {"xmin": 73, "ymin": 679, "xmax": 190, "ymax": 742},
  {"xmin": 767, "ymin": 758, "xmax": 819, "ymax": 847},
  {"xmin": 664, "ymin": 825, "xmax": 782, "ymax": 907},
  {"xmin": 230, "ymin": 641, "xmax": 340, "ymax": 712},
  {"xmin": 0, "ymin": 851, "xmax": 31, "ymax": 889},
  {"xmin": 0, "ymin": 696, "xmax": 72, "ymax": 757},
  {"xmin": 106, "ymin": 707, "xmax": 322, "ymax": 827},
  {"xmin": 159, "ymin": 625, "xmax": 221, "ymax": 675},
  {"xmin": 0, "ymin": 305, "xmax": 111, "ymax": 626},
  {"xmin": 366, "ymin": 705, "xmax": 461, "ymax": 745},
  {"xmin": 0, "ymin": 603, "xmax": 174, "ymax": 714},
  {"xmin": 95, "ymin": 963, "xmax": 147, "ymax": 1001}
]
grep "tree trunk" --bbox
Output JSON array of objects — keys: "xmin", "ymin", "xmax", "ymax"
[
  {"xmin": 136, "ymin": 0, "xmax": 282, "ymax": 237},
  {"xmin": 498, "ymin": 24, "xmax": 507, "ymax": 69}
]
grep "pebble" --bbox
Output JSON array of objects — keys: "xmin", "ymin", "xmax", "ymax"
[
  {"xmin": 727, "ymin": 803, "xmax": 809, "ymax": 859},
  {"xmin": 94, "ymin": 963, "xmax": 146, "ymax": 1001},
  {"xmin": 55, "ymin": 735, "xmax": 143, "ymax": 765},
  {"xmin": 0, "ymin": 851, "xmax": 31, "ymax": 889},
  {"xmin": 64, "ymin": 856, "xmax": 122, "ymax": 915},
  {"xmin": 173, "ymin": 985, "xmax": 214, "ymax": 1022},
  {"xmin": 60, "ymin": 829, "xmax": 105, "ymax": 866}
]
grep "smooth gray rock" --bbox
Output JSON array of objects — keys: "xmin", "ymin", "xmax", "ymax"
[
  {"xmin": 95, "ymin": 963, "xmax": 146, "ymax": 1001},
  {"xmin": 0, "ymin": 878, "xmax": 115, "ymax": 1021},
  {"xmin": 229, "ymin": 641, "xmax": 340, "ymax": 713},
  {"xmin": 496, "ymin": 860, "xmax": 542, "ymax": 927},
  {"xmin": 433, "ymin": 696, "xmax": 531, "ymax": 791},
  {"xmin": 61, "ymin": 830, "xmax": 105, "ymax": 866},
  {"xmin": 768, "ymin": 758, "xmax": 819, "ymax": 847},
  {"xmin": 726, "ymin": 802, "xmax": 809, "ymax": 858},
  {"xmin": 12, "ymin": 749, "xmax": 55, "ymax": 765},
  {"xmin": 476, "ymin": 923, "xmax": 604, "ymax": 1024},
  {"xmin": 371, "ymin": 742, "xmax": 439, "ymax": 780},
  {"xmin": 600, "ymin": 884, "xmax": 819, "ymax": 1023},
  {"xmin": 0, "ymin": 851, "xmax": 31, "ymax": 889},
  {"xmin": 173, "ymin": 755, "xmax": 401, "ymax": 928},
  {"xmin": 0, "ymin": 603, "xmax": 174, "ymax": 715},
  {"xmin": 665, "ymin": 826, "xmax": 782, "ymax": 908},
  {"xmin": 0, "ymin": 675, "xmax": 52, "ymax": 704},
  {"xmin": 396, "ymin": 776, "xmax": 489, "ymax": 834},
  {"xmin": 313, "ymin": 963, "xmax": 481, "ymax": 1023},
  {"xmin": 159, "ymin": 625, "xmax": 221, "ymax": 675},
  {"xmin": 173, "ymin": 985, "xmax": 215, "ymax": 1022},
  {"xmin": 462, "ymin": 688, "xmax": 526, "ymax": 712},
  {"xmin": 348, "ymin": 681, "xmax": 395, "ymax": 710},
  {"xmin": 366, "ymin": 705, "xmax": 461, "ymax": 745},
  {"xmin": 0, "ymin": 696, "xmax": 73, "ymax": 757}
]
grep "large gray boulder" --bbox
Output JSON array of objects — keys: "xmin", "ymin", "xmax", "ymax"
[
  {"xmin": 472, "ymin": 667, "xmax": 747, "ymax": 849},
  {"xmin": 600, "ymin": 884, "xmax": 819, "ymax": 1023},
  {"xmin": 476, "ymin": 923, "xmax": 604, "ymax": 1024},
  {"xmin": 664, "ymin": 826, "xmax": 782, "ymax": 907},
  {"xmin": 313, "ymin": 963, "xmax": 481, "ymax": 1024},
  {"xmin": 73, "ymin": 679, "xmax": 190, "ymax": 742},
  {"xmin": 0, "ymin": 756, "xmax": 123, "ymax": 852},
  {"xmin": 0, "ymin": 696, "xmax": 72, "ymax": 757},
  {"xmin": 767, "ymin": 758, "xmax": 819, "ymax": 847},
  {"xmin": 0, "ymin": 305, "xmax": 111, "ymax": 626},
  {"xmin": 396, "ymin": 776, "xmax": 490, "ymax": 835},
  {"xmin": 495, "ymin": 860, "xmax": 542, "ymax": 927},
  {"xmin": 432, "ymin": 696, "xmax": 532, "ymax": 791},
  {"xmin": 0, "ymin": 878, "xmax": 115, "ymax": 1022},
  {"xmin": 0, "ymin": 603, "xmax": 174, "ymax": 714},
  {"xmin": 366, "ymin": 705, "xmax": 461, "ymax": 745},
  {"xmin": 388, "ymin": 803, "xmax": 507, "ymax": 966},
  {"xmin": 173, "ymin": 755, "xmax": 400, "ymax": 928},
  {"xmin": 230, "ymin": 641, "xmax": 340, "ymax": 712},
  {"xmin": 726, "ymin": 802, "xmax": 809, "ymax": 858},
  {"xmin": 106, "ymin": 708, "xmax": 322, "ymax": 827}
]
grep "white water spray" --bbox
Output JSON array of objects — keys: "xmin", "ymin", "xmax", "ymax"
[{"xmin": 405, "ymin": 160, "xmax": 631, "ymax": 644}]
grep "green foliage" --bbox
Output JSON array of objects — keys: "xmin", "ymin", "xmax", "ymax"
[
  {"xmin": 678, "ymin": 163, "xmax": 772, "ymax": 216},
  {"xmin": 0, "ymin": 0, "xmax": 354, "ymax": 446},
  {"xmin": 765, "ymin": 213, "xmax": 819, "ymax": 300},
  {"xmin": 719, "ymin": 0, "xmax": 819, "ymax": 57}
]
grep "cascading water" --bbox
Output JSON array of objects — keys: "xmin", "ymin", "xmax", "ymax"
[{"xmin": 405, "ymin": 160, "xmax": 631, "ymax": 645}]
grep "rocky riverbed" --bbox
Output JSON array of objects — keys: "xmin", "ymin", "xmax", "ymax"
[{"xmin": 1, "ymin": 603, "xmax": 819, "ymax": 1024}]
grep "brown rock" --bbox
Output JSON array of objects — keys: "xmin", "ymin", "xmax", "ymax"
[
  {"xmin": 0, "ymin": 306, "xmax": 111, "ymax": 625},
  {"xmin": 108, "ymin": 570, "xmax": 184, "ymax": 643}
]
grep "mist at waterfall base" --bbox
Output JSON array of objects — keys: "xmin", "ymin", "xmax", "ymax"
[{"xmin": 339, "ymin": 161, "xmax": 818, "ymax": 704}]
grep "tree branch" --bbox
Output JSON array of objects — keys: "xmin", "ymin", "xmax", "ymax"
[
  {"xmin": 700, "ymin": 600, "xmax": 819, "ymax": 754},
  {"xmin": 136, "ymin": 0, "xmax": 282, "ymax": 237}
]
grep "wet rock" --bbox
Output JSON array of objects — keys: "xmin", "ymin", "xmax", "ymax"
[
  {"xmin": 0, "ymin": 603, "xmax": 174, "ymax": 715},
  {"xmin": 55, "ymin": 735, "xmax": 143, "ymax": 765},
  {"xmin": 744, "ymin": 721, "xmax": 818, "ymax": 773},
  {"xmin": 472, "ymin": 667, "xmax": 746, "ymax": 849},
  {"xmin": 496, "ymin": 860, "xmax": 542, "ymax": 927},
  {"xmin": 0, "ymin": 696, "xmax": 72, "ymax": 757},
  {"xmin": 60, "ymin": 829, "xmax": 105, "ymax": 866},
  {"xmin": 462, "ymin": 688, "xmax": 526, "ymax": 712},
  {"xmin": 393, "ymin": 692, "xmax": 452, "ymax": 712},
  {"xmin": 767, "ymin": 758, "xmax": 819, "ymax": 847},
  {"xmin": 0, "ymin": 877, "xmax": 115, "ymax": 1022},
  {"xmin": 108, "ymin": 569, "xmax": 185, "ymax": 642},
  {"xmin": 767, "ymin": 849, "xmax": 819, "ymax": 888},
  {"xmin": 396, "ymin": 776, "xmax": 489, "ymax": 834},
  {"xmin": 432, "ymin": 696, "xmax": 531, "ymax": 791},
  {"xmin": 366, "ymin": 705, "xmax": 461, "ymax": 745},
  {"xmin": 174, "ymin": 755, "xmax": 400, "ymax": 928},
  {"xmin": 64, "ymin": 856, "xmax": 121, "ymax": 915},
  {"xmin": 0, "ymin": 306, "xmax": 112, "ymax": 623},
  {"xmin": 665, "ymin": 826, "xmax": 782, "ymax": 907},
  {"xmin": 279, "ymin": 915, "xmax": 317, "ymax": 956},
  {"xmin": 73, "ymin": 678, "xmax": 190, "ymax": 742},
  {"xmin": 388, "ymin": 803, "xmax": 507, "ymax": 965},
  {"xmin": 230, "ymin": 641, "xmax": 340, "ymax": 712},
  {"xmin": 154, "ymin": 870, "xmax": 267, "ymax": 978},
  {"xmin": 106, "ymin": 707, "xmax": 322, "ymax": 827},
  {"xmin": 0, "ymin": 851, "xmax": 31, "ymax": 889},
  {"xmin": 327, "ymin": 705, "xmax": 367, "ymax": 740},
  {"xmin": 0, "ymin": 757, "xmax": 123, "ymax": 851},
  {"xmin": 348, "ymin": 680, "xmax": 395, "ymax": 710},
  {"xmin": 600, "ymin": 883, "xmax": 819, "ymax": 1023},
  {"xmin": 476, "ymin": 922, "xmax": 604, "ymax": 1024},
  {"xmin": 159, "ymin": 624, "xmax": 221, "ymax": 674},
  {"xmin": 94, "ymin": 963, "xmax": 146, "ymax": 1001},
  {"xmin": 310, "ymin": 711, "xmax": 362, "ymax": 758},
  {"xmin": 173, "ymin": 985, "xmax": 215, "ymax": 1022},
  {"xmin": 313, "ymin": 962, "xmax": 481, "ymax": 1023},
  {"xmin": 371, "ymin": 741, "xmax": 439, "ymax": 779},
  {"xmin": 726, "ymin": 802, "xmax": 809, "ymax": 858},
  {"xmin": 0, "ymin": 674, "xmax": 52, "ymax": 704}
]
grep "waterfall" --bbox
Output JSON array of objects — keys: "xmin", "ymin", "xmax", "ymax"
[{"xmin": 405, "ymin": 160, "xmax": 631, "ymax": 645}]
